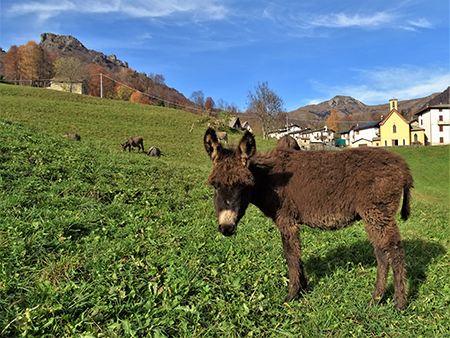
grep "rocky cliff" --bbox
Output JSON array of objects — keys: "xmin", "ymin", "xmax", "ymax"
[{"xmin": 39, "ymin": 33, "xmax": 128, "ymax": 69}]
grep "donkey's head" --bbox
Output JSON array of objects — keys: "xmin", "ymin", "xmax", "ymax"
[{"xmin": 204, "ymin": 128, "xmax": 256, "ymax": 236}]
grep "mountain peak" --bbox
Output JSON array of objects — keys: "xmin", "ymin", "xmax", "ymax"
[{"xmin": 327, "ymin": 96, "xmax": 365, "ymax": 108}]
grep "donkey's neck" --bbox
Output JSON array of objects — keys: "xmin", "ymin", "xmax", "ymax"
[{"xmin": 248, "ymin": 154, "xmax": 286, "ymax": 220}]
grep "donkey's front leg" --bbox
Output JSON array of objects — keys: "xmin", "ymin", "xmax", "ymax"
[{"xmin": 280, "ymin": 227, "xmax": 307, "ymax": 302}]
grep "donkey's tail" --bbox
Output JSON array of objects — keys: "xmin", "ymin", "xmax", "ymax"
[{"xmin": 401, "ymin": 174, "xmax": 414, "ymax": 221}]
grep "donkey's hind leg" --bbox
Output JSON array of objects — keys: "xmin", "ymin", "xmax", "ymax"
[
  {"xmin": 370, "ymin": 246, "xmax": 389, "ymax": 305},
  {"xmin": 365, "ymin": 221, "xmax": 407, "ymax": 310}
]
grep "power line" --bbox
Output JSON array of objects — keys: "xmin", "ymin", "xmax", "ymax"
[{"xmin": 1, "ymin": 77, "xmax": 390, "ymax": 125}]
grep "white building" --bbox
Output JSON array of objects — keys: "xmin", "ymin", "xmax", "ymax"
[
  {"xmin": 268, "ymin": 124, "xmax": 302, "ymax": 139},
  {"xmin": 348, "ymin": 121, "xmax": 381, "ymax": 147},
  {"xmin": 415, "ymin": 104, "xmax": 450, "ymax": 145},
  {"xmin": 309, "ymin": 126, "xmax": 335, "ymax": 144}
]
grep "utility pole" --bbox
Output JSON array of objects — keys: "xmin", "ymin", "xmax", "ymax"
[{"xmin": 100, "ymin": 73, "xmax": 103, "ymax": 98}]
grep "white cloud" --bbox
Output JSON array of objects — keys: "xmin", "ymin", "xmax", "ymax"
[
  {"xmin": 311, "ymin": 66, "xmax": 450, "ymax": 104},
  {"xmin": 286, "ymin": 10, "xmax": 435, "ymax": 32},
  {"xmin": 309, "ymin": 12, "xmax": 395, "ymax": 28},
  {"xmin": 7, "ymin": 0, "xmax": 228, "ymax": 21},
  {"xmin": 8, "ymin": 0, "xmax": 76, "ymax": 22},
  {"xmin": 408, "ymin": 18, "xmax": 433, "ymax": 29}
]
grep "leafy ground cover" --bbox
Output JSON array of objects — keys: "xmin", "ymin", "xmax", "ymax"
[{"xmin": 0, "ymin": 85, "xmax": 449, "ymax": 337}]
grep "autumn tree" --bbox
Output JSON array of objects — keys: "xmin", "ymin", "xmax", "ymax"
[
  {"xmin": 204, "ymin": 96, "xmax": 215, "ymax": 114},
  {"xmin": 0, "ymin": 48, "xmax": 4, "ymax": 78},
  {"xmin": 326, "ymin": 108, "xmax": 339, "ymax": 133},
  {"xmin": 53, "ymin": 57, "xmax": 88, "ymax": 93},
  {"xmin": 3, "ymin": 45, "xmax": 22, "ymax": 83},
  {"xmin": 18, "ymin": 41, "xmax": 54, "ymax": 86},
  {"xmin": 18, "ymin": 41, "xmax": 41, "ymax": 84},
  {"xmin": 130, "ymin": 91, "xmax": 152, "ymax": 105},
  {"xmin": 116, "ymin": 84, "xmax": 133, "ymax": 101},
  {"xmin": 246, "ymin": 81, "xmax": 284, "ymax": 139}
]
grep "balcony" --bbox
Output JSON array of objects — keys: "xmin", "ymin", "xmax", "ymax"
[{"xmin": 437, "ymin": 120, "xmax": 450, "ymax": 126}]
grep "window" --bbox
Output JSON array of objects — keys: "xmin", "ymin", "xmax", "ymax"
[
  {"xmin": 393, "ymin": 124, "xmax": 397, "ymax": 133},
  {"xmin": 403, "ymin": 139, "xmax": 406, "ymax": 145},
  {"xmin": 385, "ymin": 140, "xmax": 388, "ymax": 147},
  {"xmin": 414, "ymin": 133, "xmax": 418, "ymax": 142},
  {"xmin": 421, "ymin": 119, "xmax": 423, "ymax": 125},
  {"xmin": 440, "ymin": 137, "xmax": 444, "ymax": 143},
  {"xmin": 440, "ymin": 126, "xmax": 444, "ymax": 132},
  {"xmin": 439, "ymin": 115, "xmax": 443, "ymax": 121}
]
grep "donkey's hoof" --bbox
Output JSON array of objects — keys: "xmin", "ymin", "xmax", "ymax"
[{"xmin": 394, "ymin": 299, "xmax": 408, "ymax": 311}]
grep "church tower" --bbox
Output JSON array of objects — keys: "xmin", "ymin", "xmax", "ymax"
[{"xmin": 390, "ymin": 99, "xmax": 398, "ymax": 111}]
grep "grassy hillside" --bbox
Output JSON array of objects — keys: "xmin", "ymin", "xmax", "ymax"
[{"xmin": 0, "ymin": 85, "xmax": 449, "ymax": 337}]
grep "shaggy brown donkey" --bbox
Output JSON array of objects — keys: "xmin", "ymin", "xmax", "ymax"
[
  {"xmin": 204, "ymin": 128, "xmax": 413, "ymax": 310},
  {"xmin": 276, "ymin": 135, "xmax": 300, "ymax": 150}
]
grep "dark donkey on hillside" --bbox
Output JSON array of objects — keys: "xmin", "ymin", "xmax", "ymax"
[
  {"xmin": 204, "ymin": 128, "xmax": 413, "ymax": 310},
  {"xmin": 121, "ymin": 136, "xmax": 144, "ymax": 152}
]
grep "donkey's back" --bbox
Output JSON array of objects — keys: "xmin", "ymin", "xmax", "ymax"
[{"xmin": 271, "ymin": 147, "xmax": 413, "ymax": 230}]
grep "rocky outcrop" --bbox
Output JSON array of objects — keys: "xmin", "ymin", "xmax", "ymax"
[{"xmin": 39, "ymin": 33, "xmax": 128, "ymax": 69}]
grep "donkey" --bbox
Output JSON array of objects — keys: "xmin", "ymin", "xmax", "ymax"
[
  {"xmin": 276, "ymin": 135, "xmax": 300, "ymax": 150},
  {"xmin": 121, "ymin": 136, "xmax": 144, "ymax": 152},
  {"xmin": 62, "ymin": 133, "xmax": 81, "ymax": 141},
  {"xmin": 147, "ymin": 146, "xmax": 161, "ymax": 158},
  {"xmin": 216, "ymin": 131, "xmax": 228, "ymax": 144},
  {"xmin": 203, "ymin": 128, "xmax": 413, "ymax": 310}
]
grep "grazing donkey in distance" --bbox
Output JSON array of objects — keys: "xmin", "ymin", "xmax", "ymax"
[
  {"xmin": 203, "ymin": 128, "xmax": 413, "ymax": 310},
  {"xmin": 276, "ymin": 135, "xmax": 300, "ymax": 150},
  {"xmin": 216, "ymin": 131, "xmax": 228, "ymax": 144},
  {"xmin": 62, "ymin": 133, "xmax": 81, "ymax": 141},
  {"xmin": 147, "ymin": 146, "xmax": 161, "ymax": 158},
  {"xmin": 121, "ymin": 136, "xmax": 144, "ymax": 152}
]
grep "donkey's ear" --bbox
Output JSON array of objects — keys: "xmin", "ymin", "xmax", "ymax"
[
  {"xmin": 237, "ymin": 131, "xmax": 256, "ymax": 166},
  {"xmin": 204, "ymin": 128, "xmax": 222, "ymax": 162}
]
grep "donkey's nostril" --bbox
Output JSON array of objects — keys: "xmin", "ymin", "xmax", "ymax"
[{"xmin": 218, "ymin": 224, "xmax": 236, "ymax": 236}]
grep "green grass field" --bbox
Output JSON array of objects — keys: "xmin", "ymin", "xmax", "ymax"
[{"xmin": 1, "ymin": 84, "xmax": 449, "ymax": 337}]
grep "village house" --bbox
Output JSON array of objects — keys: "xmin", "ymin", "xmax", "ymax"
[
  {"xmin": 229, "ymin": 117, "xmax": 242, "ymax": 130},
  {"xmin": 409, "ymin": 119, "xmax": 426, "ymax": 145},
  {"xmin": 49, "ymin": 81, "xmax": 87, "ymax": 95},
  {"xmin": 339, "ymin": 126, "xmax": 354, "ymax": 146},
  {"xmin": 267, "ymin": 124, "xmax": 302, "ymax": 139},
  {"xmin": 309, "ymin": 126, "xmax": 335, "ymax": 145},
  {"xmin": 346, "ymin": 120, "xmax": 381, "ymax": 147},
  {"xmin": 414, "ymin": 103, "xmax": 450, "ymax": 145}
]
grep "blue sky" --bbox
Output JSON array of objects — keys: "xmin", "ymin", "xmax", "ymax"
[{"xmin": 1, "ymin": 0, "xmax": 449, "ymax": 111}]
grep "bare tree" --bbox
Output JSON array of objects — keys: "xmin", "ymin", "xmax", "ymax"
[
  {"xmin": 246, "ymin": 81, "xmax": 284, "ymax": 139},
  {"xmin": 190, "ymin": 90, "xmax": 205, "ymax": 107}
]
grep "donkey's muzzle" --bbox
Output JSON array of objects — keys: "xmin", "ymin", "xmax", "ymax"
[{"xmin": 218, "ymin": 210, "xmax": 238, "ymax": 236}]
